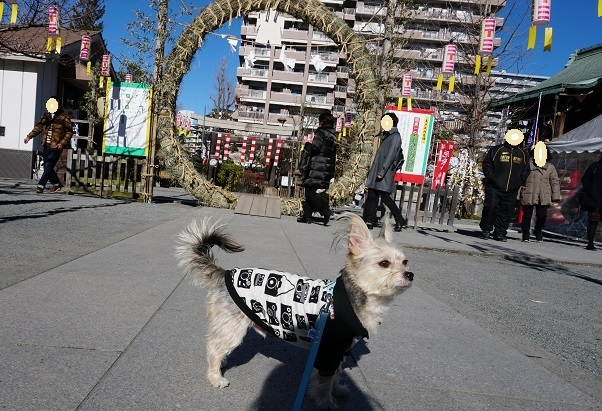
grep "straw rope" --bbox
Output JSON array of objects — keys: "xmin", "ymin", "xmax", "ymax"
[{"xmin": 157, "ymin": 0, "xmax": 381, "ymax": 214}]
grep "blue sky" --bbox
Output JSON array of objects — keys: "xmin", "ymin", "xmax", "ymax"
[{"xmin": 103, "ymin": 1, "xmax": 602, "ymax": 115}]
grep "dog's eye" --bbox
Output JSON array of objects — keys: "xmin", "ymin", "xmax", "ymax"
[
  {"xmin": 379, "ymin": 260, "xmax": 391, "ymax": 268},
  {"xmin": 402, "ymin": 259, "xmax": 408, "ymax": 266}
]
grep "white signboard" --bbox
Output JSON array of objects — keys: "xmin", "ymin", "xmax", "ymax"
[
  {"xmin": 103, "ymin": 83, "xmax": 152, "ymax": 157},
  {"xmin": 385, "ymin": 107, "xmax": 435, "ymax": 184}
]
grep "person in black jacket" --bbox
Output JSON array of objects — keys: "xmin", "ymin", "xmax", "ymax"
[
  {"xmin": 298, "ymin": 112, "xmax": 337, "ymax": 225},
  {"xmin": 479, "ymin": 135, "xmax": 530, "ymax": 241},
  {"xmin": 580, "ymin": 155, "xmax": 602, "ymax": 250},
  {"xmin": 363, "ymin": 112, "xmax": 405, "ymax": 231}
]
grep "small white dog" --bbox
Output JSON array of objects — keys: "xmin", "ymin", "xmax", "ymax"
[{"xmin": 176, "ymin": 213, "xmax": 413, "ymax": 410}]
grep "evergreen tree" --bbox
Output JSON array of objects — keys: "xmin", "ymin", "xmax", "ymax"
[{"xmin": 69, "ymin": 0, "xmax": 105, "ymax": 31}]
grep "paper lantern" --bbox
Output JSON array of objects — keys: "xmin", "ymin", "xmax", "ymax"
[
  {"xmin": 478, "ymin": 18, "xmax": 496, "ymax": 55},
  {"xmin": 532, "ymin": 0, "xmax": 551, "ymax": 26},
  {"xmin": 442, "ymin": 44, "xmax": 457, "ymax": 74},
  {"xmin": 401, "ymin": 73, "xmax": 412, "ymax": 96},
  {"xmin": 48, "ymin": 6, "xmax": 59, "ymax": 34},
  {"xmin": 125, "ymin": 73, "xmax": 132, "ymax": 82},
  {"xmin": 80, "ymin": 35, "xmax": 91, "ymax": 61},
  {"xmin": 437, "ymin": 44, "xmax": 457, "ymax": 92},
  {"xmin": 528, "ymin": 0, "xmax": 552, "ymax": 51},
  {"xmin": 101, "ymin": 54, "xmax": 110, "ymax": 76}
]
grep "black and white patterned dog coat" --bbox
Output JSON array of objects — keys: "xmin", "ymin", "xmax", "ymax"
[
  {"xmin": 225, "ymin": 267, "xmax": 333, "ymax": 347},
  {"xmin": 225, "ymin": 268, "xmax": 370, "ymax": 376}
]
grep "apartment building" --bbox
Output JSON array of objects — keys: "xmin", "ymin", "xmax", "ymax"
[{"xmin": 233, "ymin": 0, "xmax": 507, "ymax": 137}]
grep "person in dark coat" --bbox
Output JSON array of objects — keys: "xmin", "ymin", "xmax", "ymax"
[
  {"xmin": 479, "ymin": 133, "xmax": 530, "ymax": 241},
  {"xmin": 580, "ymin": 155, "xmax": 602, "ymax": 250},
  {"xmin": 362, "ymin": 112, "xmax": 405, "ymax": 232},
  {"xmin": 519, "ymin": 145, "xmax": 561, "ymax": 242},
  {"xmin": 298, "ymin": 112, "xmax": 337, "ymax": 225}
]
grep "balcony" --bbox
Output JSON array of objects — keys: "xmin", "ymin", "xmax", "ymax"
[
  {"xmin": 237, "ymin": 67, "xmax": 269, "ymax": 81},
  {"xmin": 238, "ymin": 88, "xmax": 267, "ymax": 102},
  {"xmin": 305, "ymin": 94, "xmax": 335, "ymax": 108},
  {"xmin": 269, "ymin": 91, "xmax": 303, "ymax": 106},
  {"xmin": 281, "ymin": 28, "xmax": 312, "ymax": 43},
  {"xmin": 356, "ymin": 2, "xmax": 386, "ymax": 16},
  {"xmin": 310, "ymin": 51, "xmax": 340, "ymax": 64},
  {"xmin": 307, "ymin": 72, "xmax": 337, "ymax": 86}
]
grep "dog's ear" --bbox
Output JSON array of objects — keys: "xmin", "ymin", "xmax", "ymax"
[
  {"xmin": 379, "ymin": 218, "xmax": 394, "ymax": 243},
  {"xmin": 348, "ymin": 214, "xmax": 374, "ymax": 256}
]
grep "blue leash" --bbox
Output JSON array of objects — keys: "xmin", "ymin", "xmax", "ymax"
[{"xmin": 292, "ymin": 281, "xmax": 335, "ymax": 411}]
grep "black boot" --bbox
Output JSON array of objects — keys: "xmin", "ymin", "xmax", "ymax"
[
  {"xmin": 394, "ymin": 221, "xmax": 403, "ymax": 232},
  {"xmin": 586, "ymin": 221, "xmax": 598, "ymax": 250}
]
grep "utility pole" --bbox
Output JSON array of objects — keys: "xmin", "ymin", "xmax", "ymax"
[{"xmin": 143, "ymin": 0, "xmax": 168, "ymax": 202}]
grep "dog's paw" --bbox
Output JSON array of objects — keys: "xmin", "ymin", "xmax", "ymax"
[
  {"xmin": 332, "ymin": 383, "xmax": 350, "ymax": 397},
  {"xmin": 208, "ymin": 374, "xmax": 230, "ymax": 388},
  {"xmin": 314, "ymin": 395, "xmax": 339, "ymax": 410}
]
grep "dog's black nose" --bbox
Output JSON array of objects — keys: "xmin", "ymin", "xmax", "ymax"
[{"xmin": 405, "ymin": 272, "xmax": 414, "ymax": 281}]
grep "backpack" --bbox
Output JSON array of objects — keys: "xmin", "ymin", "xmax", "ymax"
[
  {"xmin": 298, "ymin": 142, "xmax": 312, "ymax": 174},
  {"xmin": 393, "ymin": 148, "xmax": 405, "ymax": 172}
]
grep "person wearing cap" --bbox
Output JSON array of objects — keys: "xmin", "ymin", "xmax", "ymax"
[
  {"xmin": 479, "ymin": 130, "xmax": 530, "ymax": 242},
  {"xmin": 24, "ymin": 97, "xmax": 72, "ymax": 194}
]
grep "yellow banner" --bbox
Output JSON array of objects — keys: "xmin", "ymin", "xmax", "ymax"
[
  {"xmin": 46, "ymin": 37, "xmax": 53, "ymax": 54},
  {"xmin": 407, "ymin": 98, "xmax": 412, "ymax": 111},
  {"xmin": 599, "ymin": 0, "xmax": 602, "ymax": 17},
  {"xmin": 436, "ymin": 74, "xmax": 443, "ymax": 91},
  {"xmin": 86, "ymin": 61, "xmax": 92, "ymax": 75},
  {"xmin": 544, "ymin": 27, "xmax": 553, "ymax": 52},
  {"xmin": 448, "ymin": 76, "xmax": 455, "ymax": 92},
  {"xmin": 55, "ymin": 37, "xmax": 62, "ymax": 54},
  {"xmin": 474, "ymin": 55, "xmax": 482, "ymax": 75},
  {"xmin": 0, "ymin": 4, "xmax": 4, "ymax": 22},
  {"xmin": 486, "ymin": 56, "xmax": 493, "ymax": 75},
  {"xmin": 397, "ymin": 97, "xmax": 402, "ymax": 110},
  {"xmin": 527, "ymin": 25, "xmax": 536, "ymax": 50},
  {"xmin": 10, "ymin": 3, "xmax": 18, "ymax": 24}
]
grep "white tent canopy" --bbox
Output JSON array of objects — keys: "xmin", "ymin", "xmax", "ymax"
[{"xmin": 548, "ymin": 114, "xmax": 602, "ymax": 153}]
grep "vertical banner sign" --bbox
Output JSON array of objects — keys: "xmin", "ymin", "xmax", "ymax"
[
  {"xmin": 249, "ymin": 137, "xmax": 257, "ymax": 163},
  {"xmin": 48, "ymin": 6, "xmax": 59, "ymax": 34},
  {"xmin": 528, "ymin": 0, "xmax": 552, "ymax": 51},
  {"xmin": 101, "ymin": 54, "xmax": 110, "ymax": 76},
  {"xmin": 336, "ymin": 117, "xmax": 343, "ymax": 132},
  {"xmin": 214, "ymin": 133, "xmax": 222, "ymax": 161},
  {"xmin": 103, "ymin": 82, "xmax": 152, "ymax": 157},
  {"xmin": 437, "ymin": 44, "xmax": 457, "ymax": 91},
  {"xmin": 222, "ymin": 133, "xmax": 231, "ymax": 162},
  {"xmin": 385, "ymin": 106, "xmax": 435, "ymax": 184},
  {"xmin": 80, "ymin": 35, "xmax": 91, "ymax": 60},
  {"xmin": 345, "ymin": 112, "xmax": 352, "ymax": 128},
  {"xmin": 240, "ymin": 136, "xmax": 248, "ymax": 165},
  {"xmin": 476, "ymin": 18, "xmax": 496, "ymax": 74},
  {"xmin": 432, "ymin": 141, "xmax": 455, "ymax": 189},
  {"xmin": 273, "ymin": 139, "xmax": 283, "ymax": 167},
  {"xmin": 265, "ymin": 138, "xmax": 274, "ymax": 166}
]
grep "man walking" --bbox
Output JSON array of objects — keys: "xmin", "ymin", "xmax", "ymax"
[
  {"xmin": 479, "ymin": 130, "xmax": 530, "ymax": 241},
  {"xmin": 24, "ymin": 96, "xmax": 72, "ymax": 194}
]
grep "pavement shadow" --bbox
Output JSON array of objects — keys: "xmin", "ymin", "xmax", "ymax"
[
  {"xmin": 0, "ymin": 201, "xmax": 129, "ymax": 223},
  {"xmin": 224, "ymin": 331, "xmax": 378, "ymax": 410}
]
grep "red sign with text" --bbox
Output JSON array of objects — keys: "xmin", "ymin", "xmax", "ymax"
[{"xmin": 432, "ymin": 141, "xmax": 455, "ymax": 189}]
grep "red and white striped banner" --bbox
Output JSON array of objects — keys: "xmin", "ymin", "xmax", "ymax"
[
  {"xmin": 479, "ymin": 18, "xmax": 496, "ymax": 55},
  {"xmin": 80, "ymin": 35, "xmax": 91, "ymax": 61},
  {"xmin": 265, "ymin": 138, "xmax": 274, "ymax": 166},
  {"xmin": 239, "ymin": 137, "xmax": 248, "ymax": 165},
  {"xmin": 248, "ymin": 137, "xmax": 257, "ymax": 163},
  {"xmin": 442, "ymin": 44, "xmax": 457, "ymax": 74},
  {"xmin": 214, "ymin": 133, "xmax": 222, "ymax": 161},
  {"xmin": 49, "ymin": 6, "xmax": 59, "ymax": 34},
  {"xmin": 222, "ymin": 133, "xmax": 231, "ymax": 162},
  {"xmin": 101, "ymin": 54, "xmax": 110, "ymax": 76},
  {"xmin": 273, "ymin": 139, "xmax": 283, "ymax": 167}
]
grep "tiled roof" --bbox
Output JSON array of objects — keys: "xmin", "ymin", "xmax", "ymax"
[
  {"xmin": 493, "ymin": 43, "xmax": 602, "ymax": 106},
  {"xmin": 0, "ymin": 25, "xmax": 100, "ymax": 56}
]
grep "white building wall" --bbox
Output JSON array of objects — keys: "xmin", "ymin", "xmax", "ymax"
[{"xmin": 0, "ymin": 57, "xmax": 58, "ymax": 152}]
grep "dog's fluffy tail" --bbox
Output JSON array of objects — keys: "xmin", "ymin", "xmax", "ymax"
[{"xmin": 176, "ymin": 218, "xmax": 244, "ymax": 288}]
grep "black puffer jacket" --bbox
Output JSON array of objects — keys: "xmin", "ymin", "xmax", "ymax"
[
  {"xmin": 482, "ymin": 142, "xmax": 530, "ymax": 192},
  {"xmin": 580, "ymin": 159, "xmax": 602, "ymax": 209},
  {"xmin": 302, "ymin": 126, "xmax": 337, "ymax": 189}
]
